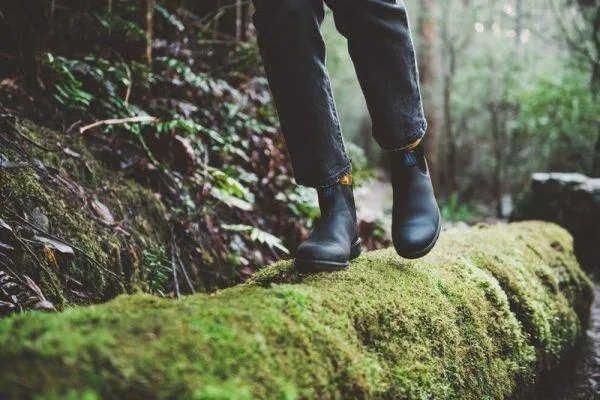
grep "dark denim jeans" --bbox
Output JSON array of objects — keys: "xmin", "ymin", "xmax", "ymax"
[{"xmin": 252, "ymin": 0, "xmax": 427, "ymax": 187}]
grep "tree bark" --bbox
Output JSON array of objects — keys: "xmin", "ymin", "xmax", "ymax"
[
  {"xmin": 417, "ymin": 0, "xmax": 441, "ymax": 191},
  {"xmin": 442, "ymin": 54, "xmax": 457, "ymax": 194},
  {"xmin": 439, "ymin": 0, "xmax": 458, "ymax": 195}
]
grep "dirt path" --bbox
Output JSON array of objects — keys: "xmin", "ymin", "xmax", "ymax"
[{"xmin": 355, "ymin": 177, "xmax": 393, "ymax": 229}]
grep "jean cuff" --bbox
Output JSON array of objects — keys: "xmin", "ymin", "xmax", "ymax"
[
  {"xmin": 296, "ymin": 163, "xmax": 353, "ymax": 188},
  {"xmin": 378, "ymin": 121, "xmax": 427, "ymax": 152}
]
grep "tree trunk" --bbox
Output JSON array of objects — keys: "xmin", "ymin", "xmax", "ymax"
[
  {"xmin": 593, "ymin": 125, "xmax": 600, "ymax": 177},
  {"xmin": 145, "ymin": 0, "xmax": 156, "ymax": 66},
  {"xmin": 417, "ymin": 0, "xmax": 441, "ymax": 191},
  {"xmin": 211, "ymin": 0, "xmax": 251, "ymax": 40},
  {"xmin": 515, "ymin": 0, "xmax": 523, "ymax": 45},
  {"xmin": 489, "ymin": 102, "xmax": 503, "ymax": 218},
  {"xmin": 439, "ymin": 0, "xmax": 457, "ymax": 196},
  {"xmin": 591, "ymin": 60, "xmax": 600, "ymax": 176},
  {"xmin": 442, "ymin": 62, "xmax": 457, "ymax": 194}
]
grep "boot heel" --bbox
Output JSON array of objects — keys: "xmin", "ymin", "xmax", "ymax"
[{"xmin": 349, "ymin": 239, "xmax": 362, "ymax": 260}]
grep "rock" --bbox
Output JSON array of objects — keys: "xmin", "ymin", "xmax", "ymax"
[
  {"xmin": 0, "ymin": 222, "xmax": 593, "ymax": 400},
  {"xmin": 32, "ymin": 235, "xmax": 74, "ymax": 256},
  {"xmin": 90, "ymin": 197, "xmax": 115, "ymax": 225},
  {"xmin": 512, "ymin": 172, "xmax": 600, "ymax": 270},
  {"xmin": 28, "ymin": 207, "xmax": 49, "ymax": 232}
]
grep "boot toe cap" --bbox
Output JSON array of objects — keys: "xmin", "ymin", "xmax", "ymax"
[
  {"xmin": 296, "ymin": 240, "xmax": 348, "ymax": 264},
  {"xmin": 392, "ymin": 217, "xmax": 441, "ymax": 259}
]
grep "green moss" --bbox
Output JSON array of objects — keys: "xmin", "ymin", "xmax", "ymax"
[
  {"xmin": 0, "ymin": 222, "xmax": 593, "ymax": 399},
  {"xmin": 0, "ymin": 119, "xmax": 169, "ymax": 306}
]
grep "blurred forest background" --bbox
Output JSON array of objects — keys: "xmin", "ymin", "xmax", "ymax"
[
  {"xmin": 0, "ymin": 0, "xmax": 598, "ymax": 305},
  {"xmin": 325, "ymin": 0, "xmax": 600, "ymax": 220}
]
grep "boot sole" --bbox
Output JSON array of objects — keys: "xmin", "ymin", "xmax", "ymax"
[
  {"xmin": 295, "ymin": 239, "xmax": 362, "ymax": 273},
  {"xmin": 395, "ymin": 213, "xmax": 442, "ymax": 260}
]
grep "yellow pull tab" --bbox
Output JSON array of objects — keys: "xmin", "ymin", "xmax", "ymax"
[
  {"xmin": 339, "ymin": 174, "xmax": 353, "ymax": 186},
  {"xmin": 403, "ymin": 138, "xmax": 422, "ymax": 152}
]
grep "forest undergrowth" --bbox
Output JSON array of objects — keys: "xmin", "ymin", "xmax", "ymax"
[{"xmin": 0, "ymin": 1, "xmax": 385, "ymax": 314}]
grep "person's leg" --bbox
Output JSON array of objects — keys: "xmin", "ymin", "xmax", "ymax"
[
  {"xmin": 251, "ymin": 0, "xmax": 351, "ymax": 187},
  {"xmin": 327, "ymin": 0, "xmax": 441, "ymax": 258},
  {"xmin": 252, "ymin": 0, "xmax": 361, "ymax": 271},
  {"xmin": 326, "ymin": 0, "xmax": 426, "ymax": 150}
]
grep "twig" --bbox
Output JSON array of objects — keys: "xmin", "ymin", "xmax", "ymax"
[
  {"xmin": 175, "ymin": 240, "xmax": 195, "ymax": 294},
  {"xmin": 79, "ymin": 116, "xmax": 158, "ymax": 134},
  {"xmin": 199, "ymin": 0, "xmax": 251, "ymax": 35},
  {"xmin": 123, "ymin": 63, "xmax": 133, "ymax": 105},
  {"xmin": 170, "ymin": 238, "xmax": 181, "ymax": 298},
  {"xmin": 0, "ymin": 253, "xmax": 26, "ymax": 286},
  {"xmin": 0, "ymin": 187, "xmax": 14, "ymax": 208},
  {"xmin": 0, "ymin": 133, "xmax": 29, "ymax": 159},
  {"xmin": 2, "ymin": 207, "xmax": 124, "ymax": 283},
  {"xmin": 65, "ymin": 120, "xmax": 82, "ymax": 134},
  {"xmin": 14, "ymin": 236, "xmax": 62, "ymax": 294},
  {"xmin": 167, "ymin": 222, "xmax": 196, "ymax": 294},
  {"xmin": 3, "ymin": 119, "xmax": 51, "ymax": 152},
  {"xmin": 107, "ymin": 45, "xmax": 134, "ymax": 107},
  {"xmin": 206, "ymin": 52, "xmax": 255, "ymax": 75}
]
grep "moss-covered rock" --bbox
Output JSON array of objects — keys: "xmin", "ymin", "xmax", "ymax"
[
  {"xmin": 0, "ymin": 118, "xmax": 170, "ymax": 309},
  {"xmin": 0, "ymin": 222, "xmax": 594, "ymax": 399}
]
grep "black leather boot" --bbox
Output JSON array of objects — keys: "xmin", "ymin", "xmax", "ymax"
[
  {"xmin": 295, "ymin": 180, "xmax": 362, "ymax": 272},
  {"xmin": 390, "ymin": 144, "xmax": 441, "ymax": 259}
]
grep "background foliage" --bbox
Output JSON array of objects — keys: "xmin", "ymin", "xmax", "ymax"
[{"xmin": 325, "ymin": 0, "xmax": 600, "ymax": 217}]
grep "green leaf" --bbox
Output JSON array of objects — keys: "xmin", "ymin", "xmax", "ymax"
[
  {"xmin": 222, "ymin": 224, "xmax": 289, "ymax": 255},
  {"xmin": 210, "ymin": 188, "xmax": 254, "ymax": 211}
]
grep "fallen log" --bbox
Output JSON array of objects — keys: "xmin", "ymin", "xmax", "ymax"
[
  {"xmin": 0, "ymin": 222, "xmax": 594, "ymax": 399},
  {"xmin": 512, "ymin": 172, "xmax": 600, "ymax": 271}
]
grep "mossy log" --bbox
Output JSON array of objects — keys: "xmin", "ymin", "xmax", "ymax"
[
  {"xmin": 512, "ymin": 172, "xmax": 600, "ymax": 271},
  {"xmin": 0, "ymin": 222, "xmax": 594, "ymax": 399}
]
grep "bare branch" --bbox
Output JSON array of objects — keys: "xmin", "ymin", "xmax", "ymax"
[{"xmin": 78, "ymin": 116, "xmax": 158, "ymax": 134}]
